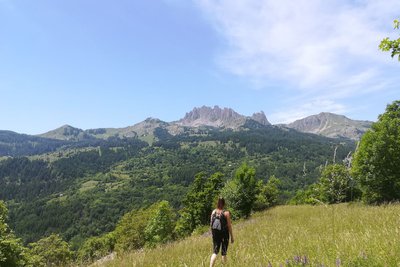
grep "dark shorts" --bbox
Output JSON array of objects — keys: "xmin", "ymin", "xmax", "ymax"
[{"xmin": 212, "ymin": 229, "xmax": 229, "ymax": 256}]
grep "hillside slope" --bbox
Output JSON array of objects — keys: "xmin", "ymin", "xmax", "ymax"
[
  {"xmin": 286, "ymin": 112, "xmax": 372, "ymax": 140},
  {"xmin": 98, "ymin": 204, "xmax": 400, "ymax": 267},
  {"xmin": 4, "ymin": 127, "xmax": 354, "ymax": 245}
]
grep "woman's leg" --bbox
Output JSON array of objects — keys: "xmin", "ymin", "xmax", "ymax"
[
  {"xmin": 210, "ymin": 253, "xmax": 218, "ymax": 267},
  {"xmin": 211, "ymin": 230, "xmax": 222, "ymax": 267},
  {"xmin": 221, "ymin": 233, "xmax": 229, "ymax": 264},
  {"xmin": 221, "ymin": 255, "xmax": 227, "ymax": 264}
]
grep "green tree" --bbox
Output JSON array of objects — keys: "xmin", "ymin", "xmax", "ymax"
[
  {"xmin": 77, "ymin": 232, "xmax": 115, "ymax": 263},
  {"xmin": 175, "ymin": 172, "xmax": 223, "ymax": 237},
  {"xmin": 28, "ymin": 234, "xmax": 73, "ymax": 267},
  {"xmin": 113, "ymin": 206, "xmax": 154, "ymax": 252},
  {"xmin": 254, "ymin": 175, "xmax": 281, "ymax": 211},
  {"xmin": 352, "ymin": 100, "xmax": 400, "ymax": 203},
  {"xmin": 319, "ymin": 164, "xmax": 354, "ymax": 204},
  {"xmin": 222, "ymin": 163, "xmax": 258, "ymax": 219},
  {"xmin": 144, "ymin": 201, "xmax": 175, "ymax": 247},
  {"xmin": 0, "ymin": 201, "xmax": 29, "ymax": 267},
  {"xmin": 289, "ymin": 184, "xmax": 323, "ymax": 205},
  {"xmin": 380, "ymin": 19, "xmax": 400, "ymax": 60},
  {"xmin": 114, "ymin": 201, "xmax": 176, "ymax": 251}
]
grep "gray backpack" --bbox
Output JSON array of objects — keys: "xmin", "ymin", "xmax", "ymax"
[{"xmin": 211, "ymin": 210, "xmax": 227, "ymax": 231}]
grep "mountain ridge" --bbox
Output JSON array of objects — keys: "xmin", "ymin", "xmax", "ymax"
[{"xmin": 11, "ymin": 106, "xmax": 373, "ymax": 142}]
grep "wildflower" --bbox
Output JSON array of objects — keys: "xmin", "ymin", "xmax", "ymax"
[
  {"xmin": 302, "ymin": 255, "xmax": 308, "ymax": 264},
  {"xmin": 360, "ymin": 251, "xmax": 367, "ymax": 259},
  {"xmin": 294, "ymin": 255, "xmax": 301, "ymax": 263}
]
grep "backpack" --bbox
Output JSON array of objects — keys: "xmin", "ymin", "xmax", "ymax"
[{"xmin": 211, "ymin": 210, "xmax": 227, "ymax": 231}]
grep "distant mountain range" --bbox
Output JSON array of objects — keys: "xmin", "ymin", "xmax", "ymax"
[
  {"xmin": 0, "ymin": 106, "xmax": 373, "ymax": 156},
  {"xmin": 38, "ymin": 106, "xmax": 372, "ymax": 141}
]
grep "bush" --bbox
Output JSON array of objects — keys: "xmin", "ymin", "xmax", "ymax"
[
  {"xmin": 288, "ymin": 184, "xmax": 322, "ymax": 205},
  {"xmin": 319, "ymin": 164, "xmax": 356, "ymax": 204},
  {"xmin": 0, "ymin": 201, "xmax": 29, "ymax": 267},
  {"xmin": 254, "ymin": 175, "xmax": 281, "ymax": 211},
  {"xmin": 28, "ymin": 234, "xmax": 73, "ymax": 267},
  {"xmin": 77, "ymin": 232, "xmax": 115, "ymax": 263},
  {"xmin": 144, "ymin": 201, "xmax": 175, "ymax": 247},
  {"xmin": 114, "ymin": 201, "xmax": 176, "ymax": 251},
  {"xmin": 114, "ymin": 207, "xmax": 154, "ymax": 252}
]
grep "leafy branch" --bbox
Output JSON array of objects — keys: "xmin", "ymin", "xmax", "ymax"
[{"xmin": 379, "ymin": 19, "xmax": 400, "ymax": 60}]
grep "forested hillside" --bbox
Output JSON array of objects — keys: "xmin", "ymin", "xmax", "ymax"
[{"xmin": 0, "ymin": 125, "xmax": 354, "ymax": 250}]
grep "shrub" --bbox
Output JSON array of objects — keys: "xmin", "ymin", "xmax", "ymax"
[
  {"xmin": 77, "ymin": 232, "xmax": 115, "ymax": 263},
  {"xmin": 28, "ymin": 234, "xmax": 73, "ymax": 267}
]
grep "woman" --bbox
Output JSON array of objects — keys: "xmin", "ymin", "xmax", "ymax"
[{"xmin": 210, "ymin": 198, "xmax": 234, "ymax": 267}]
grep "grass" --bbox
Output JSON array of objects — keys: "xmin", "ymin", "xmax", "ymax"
[
  {"xmin": 97, "ymin": 204, "xmax": 400, "ymax": 267},
  {"xmin": 79, "ymin": 180, "xmax": 99, "ymax": 193}
]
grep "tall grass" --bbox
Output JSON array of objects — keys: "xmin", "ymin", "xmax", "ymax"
[{"xmin": 98, "ymin": 204, "xmax": 400, "ymax": 266}]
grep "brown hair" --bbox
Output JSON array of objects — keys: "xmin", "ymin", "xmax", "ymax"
[{"xmin": 217, "ymin": 197, "xmax": 225, "ymax": 210}]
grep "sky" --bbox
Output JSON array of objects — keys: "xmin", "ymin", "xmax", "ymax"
[{"xmin": 0, "ymin": 0, "xmax": 399, "ymax": 134}]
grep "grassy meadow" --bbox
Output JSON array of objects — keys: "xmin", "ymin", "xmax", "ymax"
[{"xmin": 96, "ymin": 204, "xmax": 400, "ymax": 267}]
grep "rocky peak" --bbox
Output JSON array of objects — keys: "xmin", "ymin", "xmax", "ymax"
[
  {"xmin": 181, "ymin": 106, "xmax": 242, "ymax": 123},
  {"xmin": 251, "ymin": 111, "xmax": 270, "ymax": 126},
  {"xmin": 178, "ymin": 106, "xmax": 270, "ymax": 129}
]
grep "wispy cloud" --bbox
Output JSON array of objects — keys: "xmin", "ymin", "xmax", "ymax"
[
  {"xmin": 270, "ymin": 99, "xmax": 347, "ymax": 124},
  {"xmin": 195, "ymin": 0, "xmax": 400, "ymax": 122}
]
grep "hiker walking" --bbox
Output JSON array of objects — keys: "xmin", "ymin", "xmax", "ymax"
[{"xmin": 210, "ymin": 197, "xmax": 234, "ymax": 267}]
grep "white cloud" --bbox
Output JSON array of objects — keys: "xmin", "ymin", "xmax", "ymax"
[
  {"xmin": 269, "ymin": 99, "xmax": 347, "ymax": 124},
  {"xmin": 195, "ymin": 0, "xmax": 400, "ymax": 122}
]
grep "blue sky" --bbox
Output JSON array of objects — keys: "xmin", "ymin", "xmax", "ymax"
[{"xmin": 1, "ymin": 0, "xmax": 399, "ymax": 134}]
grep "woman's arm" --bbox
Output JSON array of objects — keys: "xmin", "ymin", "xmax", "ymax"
[
  {"xmin": 210, "ymin": 209, "xmax": 215, "ymax": 228},
  {"xmin": 225, "ymin": 211, "xmax": 234, "ymax": 243}
]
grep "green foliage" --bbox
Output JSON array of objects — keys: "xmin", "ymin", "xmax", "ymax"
[
  {"xmin": 114, "ymin": 201, "xmax": 176, "ymax": 252},
  {"xmin": 113, "ymin": 208, "xmax": 152, "ymax": 252},
  {"xmin": 352, "ymin": 100, "xmax": 400, "ymax": 203},
  {"xmin": 77, "ymin": 232, "xmax": 115, "ymax": 263},
  {"xmin": 0, "ymin": 201, "xmax": 29, "ymax": 267},
  {"xmin": 379, "ymin": 19, "xmax": 400, "ymax": 60},
  {"xmin": 222, "ymin": 163, "xmax": 258, "ymax": 219},
  {"xmin": 288, "ymin": 184, "xmax": 322, "ymax": 205},
  {"xmin": 290, "ymin": 164, "xmax": 361, "ymax": 205},
  {"xmin": 175, "ymin": 172, "xmax": 223, "ymax": 237},
  {"xmin": 319, "ymin": 164, "xmax": 355, "ymax": 204},
  {"xmin": 28, "ymin": 234, "xmax": 73, "ymax": 267},
  {"xmin": 254, "ymin": 175, "xmax": 281, "ymax": 211},
  {"xmin": 144, "ymin": 201, "xmax": 175, "ymax": 247}
]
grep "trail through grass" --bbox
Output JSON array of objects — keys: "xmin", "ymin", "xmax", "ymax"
[{"xmin": 98, "ymin": 204, "xmax": 400, "ymax": 266}]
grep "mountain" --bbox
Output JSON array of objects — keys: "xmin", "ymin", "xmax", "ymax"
[
  {"xmin": 38, "ymin": 119, "xmax": 168, "ymax": 142},
  {"xmin": 0, "ymin": 130, "xmax": 67, "ymax": 156},
  {"xmin": 176, "ymin": 105, "xmax": 270, "ymax": 129},
  {"xmin": 38, "ymin": 125, "xmax": 92, "ymax": 141},
  {"xmin": 285, "ymin": 112, "xmax": 373, "ymax": 140}
]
